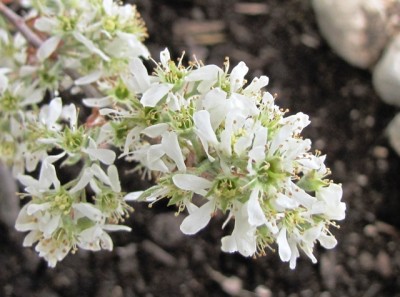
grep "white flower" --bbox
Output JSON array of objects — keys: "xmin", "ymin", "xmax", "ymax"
[
  {"xmin": 186, "ymin": 64, "xmax": 223, "ymax": 93},
  {"xmin": 35, "ymin": 234, "xmax": 72, "ymax": 267},
  {"xmin": 37, "ymin": 36, "xmax": 61, "ymax": 62},
  {"xmin": 201, "ymin": 88, "xmax": 229, "ymax": 129},
  {"xmin": 160, "ymin": 48, "xmax": 171, "ymax": 69},
  {"xmin": 243, "ymin": 75, "xmax": 269, "ymax": 96},
  {"xmin": 78, "ymin": 222, "xmax": 131, "ymax": 251},
  {"xmin": 161, "ymin": 131, "xmax": 186, "ymax": 172},
  {"xmin": 172, "ymin": 174, "xmax": 215, "ymax": 234},
  {"xmin": 247, "ymin": 186, "xmax": 267, "ymax": 226},
  {"xmin": 127, "ymin": 57, "xmax": 151, "ymax": 93},
  {"xmin": 180, "ymin": 198, "xmax": 217, "ymax": 235},
  {"xmin": 193, "ymin": 110, "xmax": 218, "ymax": 161},
  {"xmin": 229, "ymin": 61, "xmax": 248, "ymax": 93},
  {"xmin": 221, "ymin": 202, "xmax": 257, "ymax": 257},
  {"xmin": 172, "ymin": 174, "xmax": 212, "ymax": 195},
  {"xmin": 71, "ymin": 163, "xmax": 121, "ymax": 194},
  {"xmin": 83, "ymin": 138, "xmax": 116, "ymax": 165},
  {"xmin": 140, "ymin": 83, "xmax": 172, "ymax": 107},
  {"xmin": 277, "ymin": 227, "xmax": 291, "ymax": 262},
  {"xmin": 39, "ymin": 97, "xmax": 63, "ymax": 130},
  {"xmin": 313, "ymin": 183, "xmax": 346, "ymax": 220},
  {"xmin": 73, "ymin": 32, "xmax": 110, "ymax": 62}
]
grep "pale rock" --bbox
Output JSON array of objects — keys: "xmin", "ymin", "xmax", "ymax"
[
  {"xmin": 312, "ymin": 0, "xmax": 389, "ymax": 69},
  {"xmin": 386, "ymin": 113, "xmax": 400, "ymax": 155},
  {"xmin": 373, "ymin": 34, "xmax": 400, "ymax": 106}
]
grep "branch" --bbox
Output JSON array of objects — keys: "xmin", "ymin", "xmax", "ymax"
[
  {"xmin": 0, "ymin": 3, "xmax": 103, "ymax": 98},
  {"xmin": 0, "ymin": 2, "xmax": 42, "ymax": 47}
]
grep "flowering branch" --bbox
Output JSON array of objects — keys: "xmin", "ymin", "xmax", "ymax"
[
  {"xmin": 0, "ymin": 2, "xmax": 102, "ymax": 98},
  {"xmin": 0, "ymin": 0, "xmax": 346, "ymax": 269}
]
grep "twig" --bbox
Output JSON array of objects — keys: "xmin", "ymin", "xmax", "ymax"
[
  {"xmin": 0, "ymin": 2, "xmax": 103, "ymax": 98},
  {"xmin": 0, "ymin": 2, "xmax": 42, "ymax": 47}
]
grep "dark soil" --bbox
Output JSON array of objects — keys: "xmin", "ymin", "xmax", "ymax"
[{"xmin": 2, "ymin": 0, "xmax": 400, "ymax": 296}]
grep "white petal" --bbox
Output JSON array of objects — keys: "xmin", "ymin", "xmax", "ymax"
[
  {"xmin": 275, "ymin": 193, "xmax": 299, "ymax": 209},
  {"xmin": 172, "ymin": 174, "xmax": 212, "ymax": 195},
  {"xmin": 234, "ymin": 134, "xmax": 253, "ymax": 156},
  {"xmin": 23, "ymin": 230, "xmax": 40, "ymax": 247},
  {"xmin": 291, "ymin": 182, "xmax": 316, "ymax": 209},
  {"xmin": 15, "ymin": 205, "xmax": 37, "ymax": 231},
  {"xmin": 89, "ymin": 179, "xmax": 101, "ymax": 194},
  {"xmin": 248, "ymin": 146, "xmax": 265, "ymax": 165},
  {"xmin": 43, "ymin": 214, "xmax": 61, "ymax": 237},
  {"xmin": 221, "ymin": 235, "xmax": 237, "ymax": 253},
  {"xmin": 253, "ymin": 126, "xmax": 268, "ymax": 148},
  {"xmin": 277, "ymin": 228, "xmax": 291, "ymax": 262},
  {"xmin": 0, "ymin": 72, "xmax": 8, "ymax": 94},
  {"xmin": 17, "ymin": 174, "xmax": 39, "ymax": 187},
  {"xmin": 103, "ymin": 224, "xmax": 131, "ymax": 232},
  {"xmin": 140, "ymin": 83, "xmax": 171, "ymax": 107},
  {"xmin": 230, "ymin": 61, "xmax": 248, "ymax": 92},
  {"xmin": 202, "ymin": 88, "xmax": 227, "ymax": 129},
  {"xmin": 27, "ymin": 202, "xmax": 51, "ymax": 215},
  {"xmin": 90, "ymin": 163, "xmax": 111, "ymax": 185},
  {"xmin": 75, "ymin": 70, "xmax": 103, "ymax": 85},
  {"xmin": 39, "ymin": 161, "xmax": 60, "ymax": 189},
  {"xmin": 69, "ymin": 168, "xmax": 93, "ymax": 194},
  {"xmin": 317, "ymin": 183, "xmax": 346, "ymax": 220},
  {"xmin": 289, "ymin": 239, "xmax": 300, "ymax": 269},
  {"xmin": 160, "ymin": 48, "xmax": 171, "ymax": 68},
  {"xmin": 100, "ymin": 232, "xmax": 113, "ymax": 250},
  {"xmin": 103, "ymin": 0, "xmax": 113, "ymax": 15},
  {"xmin": 24, "ymin": 89, "xmax": 44, "ymax": 105},
  {"xmin": 161, "ymin": 131, "xmax": 186, "ymax": 171},
  {"xmin": 107, "ymin": 165, "xmax": 121, "ymax": 192},
  {"xmin": 73, "ymin": 203, "xmax": 102, "ymax": 221},
  {"xmin": 37, "ymin": 35, "xmax": 60, "ymax": 61},
  {"xmin": 247, "ymin": 187, "xmax": 266, "ymax": 226},
  {"xmin": 73, "ymin": 32, "xmax": 110, "ymax": 61},
  {"xmin": 236, "ymin": 236, "xmax": 257, "ymax": 257},
  {"xmin": 141, "ymin": 123, "xmax": 169, "ymax": 138},
  {"xmin": 62, "ymin": 103, "xmax": 78, "ymax": 127},
  {"xmin": 34, "ymin": 17, "xmax": 57, "ymax": 33},
  {"xmin": 194, "ymin": 110, "xmax": 218, "ymax": 144},
  {"xmin": 303, "ymin": 225, "xmax": 322, "ymax": 243},
  {"xmin": 124, "ymin": 191, "xmax": 143, "ymax": 201},
  {"xmin": 43, "ymin": 97, "xmax": 62, "ymax": 128},
  {"xmin": 318, "ymin": 233, "xmax": 337, "ymax": 249},
  {"xmin": 244, "ymin": 75, "xmax": 269, "ymax": 94},
  {"xmin": 44, "ymin": 152, "xmax": 66, "ymax": 164},
  {"xmin": 186, "ymin": 65, "xmax": 223, "ymax": 82},
  {"xmin": 129, "ymin": 57, "xmax": 151, "ymax": 92},
  {"xmin": 180, "ymin": 199, "xmax": 215, "ymax": 235},
  {"xmin": 85, "ymin": 148, "xmax": 116, "ymax": 165}
]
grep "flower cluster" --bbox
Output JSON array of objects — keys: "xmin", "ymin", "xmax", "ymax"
[
  {"xmin": 0, "ymin": 1, "xmax": 346, "ymax": 268},
  {"xmin": 0, "ymin": 0, "xmax": 146, "ymax": 266},
  {"xmin": 109, "ymin": 50, "xmax": 346, "ymax": 268},
  {"xmin": 16, "ymin": 152, "xmax": 131, "ymax": 267}
]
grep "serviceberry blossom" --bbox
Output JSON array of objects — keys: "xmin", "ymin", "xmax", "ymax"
[
  {"xmin": 0, "ymin": 1, "xmax": 346, "ymax": 268},
  {"xmin": 121, "ymin": 49, "xmax": 346, "ymax": 269},
  {"xmin": 16, "ymin": 154, "xmax": 131, "ymax": 267}
]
